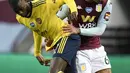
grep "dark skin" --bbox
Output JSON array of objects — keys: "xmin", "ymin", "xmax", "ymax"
[
  {"xmin": 16, "ymin": 0, "xmax": 32, "ymax": 17},
  {"xmin": 49, "ymin": 57, "xmax": 67, "ymax": 73},
  {"xmin": 10, "ymin": 0, "xmax": 76, "ymax": 73}
]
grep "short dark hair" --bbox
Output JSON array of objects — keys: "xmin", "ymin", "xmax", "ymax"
[{"xmin": 8, "ymin": 0, "xmax": 20, "ymax": 13}]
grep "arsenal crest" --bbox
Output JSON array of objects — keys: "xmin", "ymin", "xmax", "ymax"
[
  {"xmin": 96, "ymin": 4, "xmax": 102, "ymax": 12},
  {"xmin": 36, "ymin": 18, "xmax": 42, "ymax": 24}
]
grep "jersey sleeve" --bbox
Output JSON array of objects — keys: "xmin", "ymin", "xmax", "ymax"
[
  {"xmin": 33, "ymin": 31, "xmax": 42, "ymax": 56},
  {"xmin": 63, "ymin": 0, "xmax": 77, "ymax": 13},
  {"xmin": 97, "ymin": 0, "xmax": 112, "ymax": 25}
]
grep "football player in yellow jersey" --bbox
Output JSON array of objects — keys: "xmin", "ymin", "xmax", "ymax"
[{"xmin": 8, "ymin": 0, "xmax": 80, "ymax": 73}]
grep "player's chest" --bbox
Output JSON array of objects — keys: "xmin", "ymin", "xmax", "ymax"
[
  {"xmin": 75, "ymin": 0, "xmax": 103, "ymax": 20},
  {"xmin": 23, "ymin": 17, "xmax": 47, "ymax": 34},
  {"xmin": 25, "ymin": 18, "xmax": 42, "ymax": 28},
  {"xmin": 73, "ymin": 0, "xmax": 105, "ymax": 29}
]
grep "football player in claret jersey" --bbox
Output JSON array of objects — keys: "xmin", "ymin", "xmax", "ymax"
[
  {"xmin": 62, "ymin": 0, "xmax": 112, "ymax": 73},
  {"xmin": 8, "ymin": 0, "xmax": 80, "ymax": 73}
]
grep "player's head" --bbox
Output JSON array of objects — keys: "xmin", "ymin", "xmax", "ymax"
[{"xmin": 8, "ymin": 0, "xmax": 32, "ymax": 18}]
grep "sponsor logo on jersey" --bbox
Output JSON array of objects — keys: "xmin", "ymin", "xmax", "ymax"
[
  {"xmin": 104, "ymin": 12, "xmax": 110, "ymax": 21},
  {"xmin": 79, "ymin": 22, "xmax": 96, "ymax": 28},
  {"xmin": 40, "ymin": 30, "xmax": 47, "ymax": 36},
  {"xmin": 79, "ymin": 15, "xmax": 96, "ymax": 28},
  {"xmin": 85, "ymin": 7, "xmax": 93, "ymax": 13},
  {"xmin": 30, "ymin": 22, "xmax": 35, "ymax": 27},
  {"xmin": 36, "ymin": 18, "xmax": 42, "ymax": 24},
  {"xmin": 34, "ymin": 29, "xmax": 47, "ymax": 36},
  {"xmin": 96, "ymin": 4, "xmax": 102, "ymax": 12},
  {"xmin": 81, "ymin": 15, "xmax": 96, "ymax": 22},
  {"xmin": 77, "ymin": 5, "xmax": 82, "ymax": 9}
]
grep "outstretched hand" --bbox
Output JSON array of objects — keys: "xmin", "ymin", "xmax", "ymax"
[
  {"xmin": 36, "ymin": 54, "xmax": 52, "ymax": 66},
  {"xmin": 44, "ymin": 59, "xmax": 52, "ymax": 66}
]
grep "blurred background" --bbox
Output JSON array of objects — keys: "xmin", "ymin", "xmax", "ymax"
[{"xmin": 0, "ymin": 0, "xmax": 130, "ymax": 73}]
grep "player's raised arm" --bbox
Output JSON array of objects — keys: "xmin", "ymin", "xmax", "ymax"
[
  {"xmin": 55, "ymin": 0, "xmax": 78, "ymax": 21},
  {"xmin": 63, "ymin": 0, "xmax": 78, "ymax": 22},
  {"xmin": 63, "ymin": 0, "xmax": 77, "ymax": 13},
  {"xmin": 56, "ymin": 4, "xmax": 70, "ymax": 20}
]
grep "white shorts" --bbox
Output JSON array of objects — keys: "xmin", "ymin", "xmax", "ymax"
[{"xmin": 76, "ymin": 46, "xmax": 111, "ymax": 73}]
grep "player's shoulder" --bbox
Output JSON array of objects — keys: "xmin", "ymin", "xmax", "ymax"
[
  {"xmin": 16, "ymin": 14, "xmax": 22, "ymax": 23},
  {"xmin": 101, "ymin": 0, "xmax": 112, "ymax": 12},
  {"xmin": 31, "ymin": 0, "xmax": 46, "ymax": 8},
  {"xmin": 107, "ymin": 0, "xmax": 112, "ymax": 4},
  {"xmin": 103, "ymin": 0, "xmax": 112, "ymax": 7},
  {"xmin": 16, "ymin": 14, "xmax": 26, "ymax": 24}
]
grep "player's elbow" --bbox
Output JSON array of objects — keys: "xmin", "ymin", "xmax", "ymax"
[
  {"xmin": 96, "ymin": 30, "xmax": 105, "ymax": 36},
  {"xmin": 56, "ymin": 4, "xmax": 70, "ymax": 20},
  {"xmin": 93, "ymin": 27, "xmax": 106, "ymax": 36},
  {"xmin": 96, "ymin": 24, "xmax": 107, "ymax": 36}
]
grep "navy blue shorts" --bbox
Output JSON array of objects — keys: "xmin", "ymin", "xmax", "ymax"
[{"xmin": 53, "ymin": 34, "xmax": 81, "ymax": 73}]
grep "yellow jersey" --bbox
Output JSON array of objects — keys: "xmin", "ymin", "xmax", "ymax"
[{"xmin": 16, "ymin": 0, "xmax": 77, "ymax": 56}]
